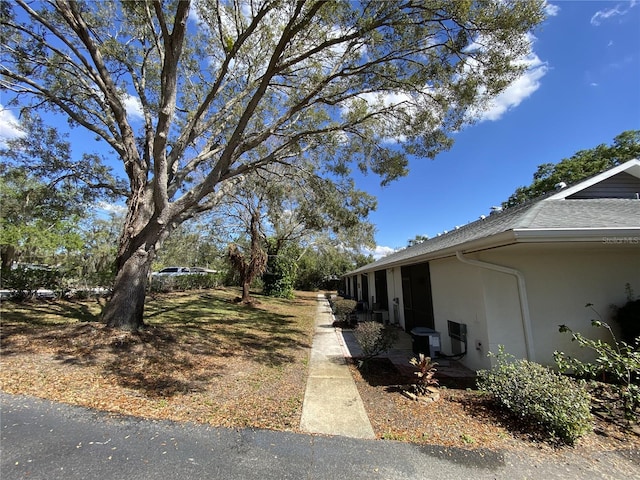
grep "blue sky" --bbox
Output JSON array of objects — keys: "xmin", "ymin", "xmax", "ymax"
[
  {"xmin": 1, "ymin": 1, "xmax": 638, "ymax": 259},
  {"xmin": 362, "ymin": 1, "xmax": 640, "ymax": 256}
]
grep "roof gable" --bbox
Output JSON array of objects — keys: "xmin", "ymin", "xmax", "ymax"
[
  {"xmin": 564, "ymin": 172, "xmax": 640, "ymax": 199},
  {"xmin": 548, "ymin": 159, "xmax": 640, "ymax": 200}
]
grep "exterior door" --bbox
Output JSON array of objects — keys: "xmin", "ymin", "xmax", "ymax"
[
  {"xmin": 360, "ymin": 273, "xmax": 369, "ymax": 305},
  {"xmin": 374, "ymin": 270, "xmax": 389, "ymax": 310},
  {"xmin": 401, "ymin": 262, "xmax": 435, "ymax": 331}
]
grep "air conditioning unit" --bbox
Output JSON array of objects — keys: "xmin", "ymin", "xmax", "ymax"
[
  {"xmin": 447, "ymin": 320, "xmax": 467, "ymax": 355},
  {"xmin": 410, "ymin": 327, "xmax": 441, "ymax": 358}
]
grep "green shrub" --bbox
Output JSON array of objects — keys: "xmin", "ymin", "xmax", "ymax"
[
  {"xmin": 149, "ymin": 273, "xmax": 220, "ymax": 293},
  {"xmin": 174, "ymin": 273, "xmax": 220, "ymax": 290},
  {"xmin": 477, "ymin": 347, "xmax": 592, "ymax": 445},
  {"xmin": 331, "ymin": 298, "xmax": 357, "ymax": 319},
  {"xmin": 149, "ymin": 276, "xmax": 174, "ymax": 293},
  {"xmin": 263, "ymin": 254, "xmax": 297, "ymax": 299},
  {"xmin": 0, "ymin": 266, "xmax": 63, "ymax": 301},
  {"xmin": 555, "ymin": 305, "xmax": 640, "ymax": 422},
  {"xmin": 354, "ymin": 321, "xmax": 398, "ymax": 363}
]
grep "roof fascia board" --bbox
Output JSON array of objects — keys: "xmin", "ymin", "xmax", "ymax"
[
  {"xmin": 513, "ymin": 227, "xmax": 640, "ymax": 242},
  {"xmin": 347, "ymin": 231, "xmax": 518, "ymax": 275}
]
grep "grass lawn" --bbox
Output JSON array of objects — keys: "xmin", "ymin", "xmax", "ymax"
[{"xmin": 0, "ymin": 288, "xmax": 317, "ymax": 431}]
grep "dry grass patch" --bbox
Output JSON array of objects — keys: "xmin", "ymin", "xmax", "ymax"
[
  {"xmin": 0, "ymin": 288, "xmax": 317, "ymax": 431},
  {"xmin": 4, "ymin": 290, "xmax": 639, "ymax": 470}
]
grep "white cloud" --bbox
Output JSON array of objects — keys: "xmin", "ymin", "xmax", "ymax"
[
  {"xmin": 188, "ymin": 2, "xmax": 203, "ymax": 25},
  {"xmin": 95, "ymin": 201, "xmax": 127, "ymax": 215},
  {"xmin": 340, "ymin": 20, "xmax": 551, "ymax": 136},
  {"xmin": 122, "ymin": 94, "xmax": 144, "ymax": 121},
  {"xmin": 591, "ymin": 1, "xmax": 637, "ymax": 26},
  {"xmin": 0, "ymin": 106, "xmax": 26, "ymax": 144},
  {"xmin": 344, "ymin": 88, "xmax": 444, "ymax": 144},
  {"xmin": 476, "ymin": 52, "xmax": 548, "ymax": 122},
  {"xmin": 544, "ymin": 2, "xmax": 560, "ymax": 17},
  {"xmin": 366, "ymin": 245, "xmax": 397, "ymax": 260},
  {"xmin": 463, "ymin": 31, "xmax": 548, "ymax": 123}
]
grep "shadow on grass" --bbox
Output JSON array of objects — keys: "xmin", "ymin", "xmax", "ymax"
[
  {"xmin": 1, "ymin": 290, "xmax": 315, "ymax": 398},
  {"xmin": 1, "ymin": 298, "xmax": 102, "ymax": 326}
]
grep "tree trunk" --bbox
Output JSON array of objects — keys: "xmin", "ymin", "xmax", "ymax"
[
  {"xmin": 103, "ymin": 246, "xmax": 153, "ymax": 331},
  {"xmin": 1, "ymin": 245, "xmax": 16, "ymax": 270},
  {"xmin": 102, "ymin": 199, "xmax": 166, "ymax": 331},
  {"xmin": 241, "ymin": 281, "xmax": 251, "ymax": 303}
]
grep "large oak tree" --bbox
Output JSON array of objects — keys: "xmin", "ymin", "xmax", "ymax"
[{"xmin": 1, "ymin": 0, "xmax": 545, "ymax": 330}]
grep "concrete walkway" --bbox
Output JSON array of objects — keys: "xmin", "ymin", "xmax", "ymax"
[{"xmin": 299, "ymin": 295, "xmax": 375, "ymax": 439}]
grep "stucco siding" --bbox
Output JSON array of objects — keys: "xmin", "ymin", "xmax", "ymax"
[
  {"xmin": 479, "ymin": 268, "xmax": 528, "ymax": 362},
  {"xmin": 476, "ymin": 243, "xmax": 640, "ymax": 367},
  {"xmin": 429, "ymin": 258, "xmax": 491, "ymax": 371},
  {"xmin": 346, "ymin": 238, "xmax": 639, "ymax": 372}
]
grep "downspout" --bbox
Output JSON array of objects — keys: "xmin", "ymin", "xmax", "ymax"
[{"xmin": 455, "ymin": 251, "xmax": 535, "ymax": 361}]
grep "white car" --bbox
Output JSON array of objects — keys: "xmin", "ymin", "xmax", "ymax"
[
  {"xmin": 152, "ymin": 267, "xmax": 217, "ymax": 276},
  {"xmin": 188, "ymin": 267, "xmax": 218, "ymax": 274}
]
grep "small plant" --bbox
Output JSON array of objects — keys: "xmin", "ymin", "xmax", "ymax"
[
  {"xmin": 331, "ymin": 298, "xmax": 358, "ymax": 326},
  {"xmin": 555, "ymin": 303, "xmax": 640, "ymax": 422},
  {"xmin": 460, "ymin": 433, "xmax": 476, "ymax": 445},
  {"xmin": 478, "ymin": 346, "xmax": 592, "ymax": 445},
  {"xmin": 353, "ymin": 321, "xmax": 398, "ymax": 367},
  {"xmin": 408, "ymin": 353, "xmax": 439, "ymax": 396}
]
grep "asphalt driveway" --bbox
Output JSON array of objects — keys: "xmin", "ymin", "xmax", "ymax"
[{"xmin": 3, "ymin": 393, "xmax": 639, "ymax": 479}]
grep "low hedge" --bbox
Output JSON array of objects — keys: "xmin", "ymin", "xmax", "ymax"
[
  {"xmin": 149, "ymin": 273, "xmax": 221, "ymax": 293},
  {"xmin": 477, "ymin": 347, "xmax": 592, "ymax": 445}
]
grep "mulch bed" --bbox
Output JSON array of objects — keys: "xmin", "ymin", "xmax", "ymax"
[{"xmin": 348, "ymin": 357, "xmax": 640, "ymax": 457}]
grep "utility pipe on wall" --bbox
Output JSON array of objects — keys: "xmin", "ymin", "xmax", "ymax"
[{"xmin": 455, "ymin": 251, "xmax": 535, "ymax": 361}]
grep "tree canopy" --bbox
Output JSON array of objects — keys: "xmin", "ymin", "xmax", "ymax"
[
  {"xmin": 0, "ymin": 112, "xmax": 121, "ymax": 269},
  {"xmin": 503, "ymin": 130, "xmax": 640, "ymax": 208},
  {"xmin": 1, "ymin": 0, "xmax": 546, "ymax": 330}
]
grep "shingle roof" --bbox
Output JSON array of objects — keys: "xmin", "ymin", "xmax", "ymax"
[
  {"xmin": 349, "ymin": 161, "xmax": 640, "ymax": 275},
  {"xmin": 350, "ymin": 199, "xmax": 536, "ymax": 273},
  {"xmin": 525, "ymin": 199, "xmax": 640, "ymax": 228}
]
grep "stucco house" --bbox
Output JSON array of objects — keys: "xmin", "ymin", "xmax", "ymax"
[{"xmin": 344, "ymin": 159, "xmax": 640, "ymax": 371}]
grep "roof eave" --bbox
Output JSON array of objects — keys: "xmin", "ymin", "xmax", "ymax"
[
  {"xmin": 347, "ymin": 231, "xmax": 518, "ymax": 275},
  {"xmin": 346, "ymin": 227, "xmax": 640, "ymax": 276}
]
